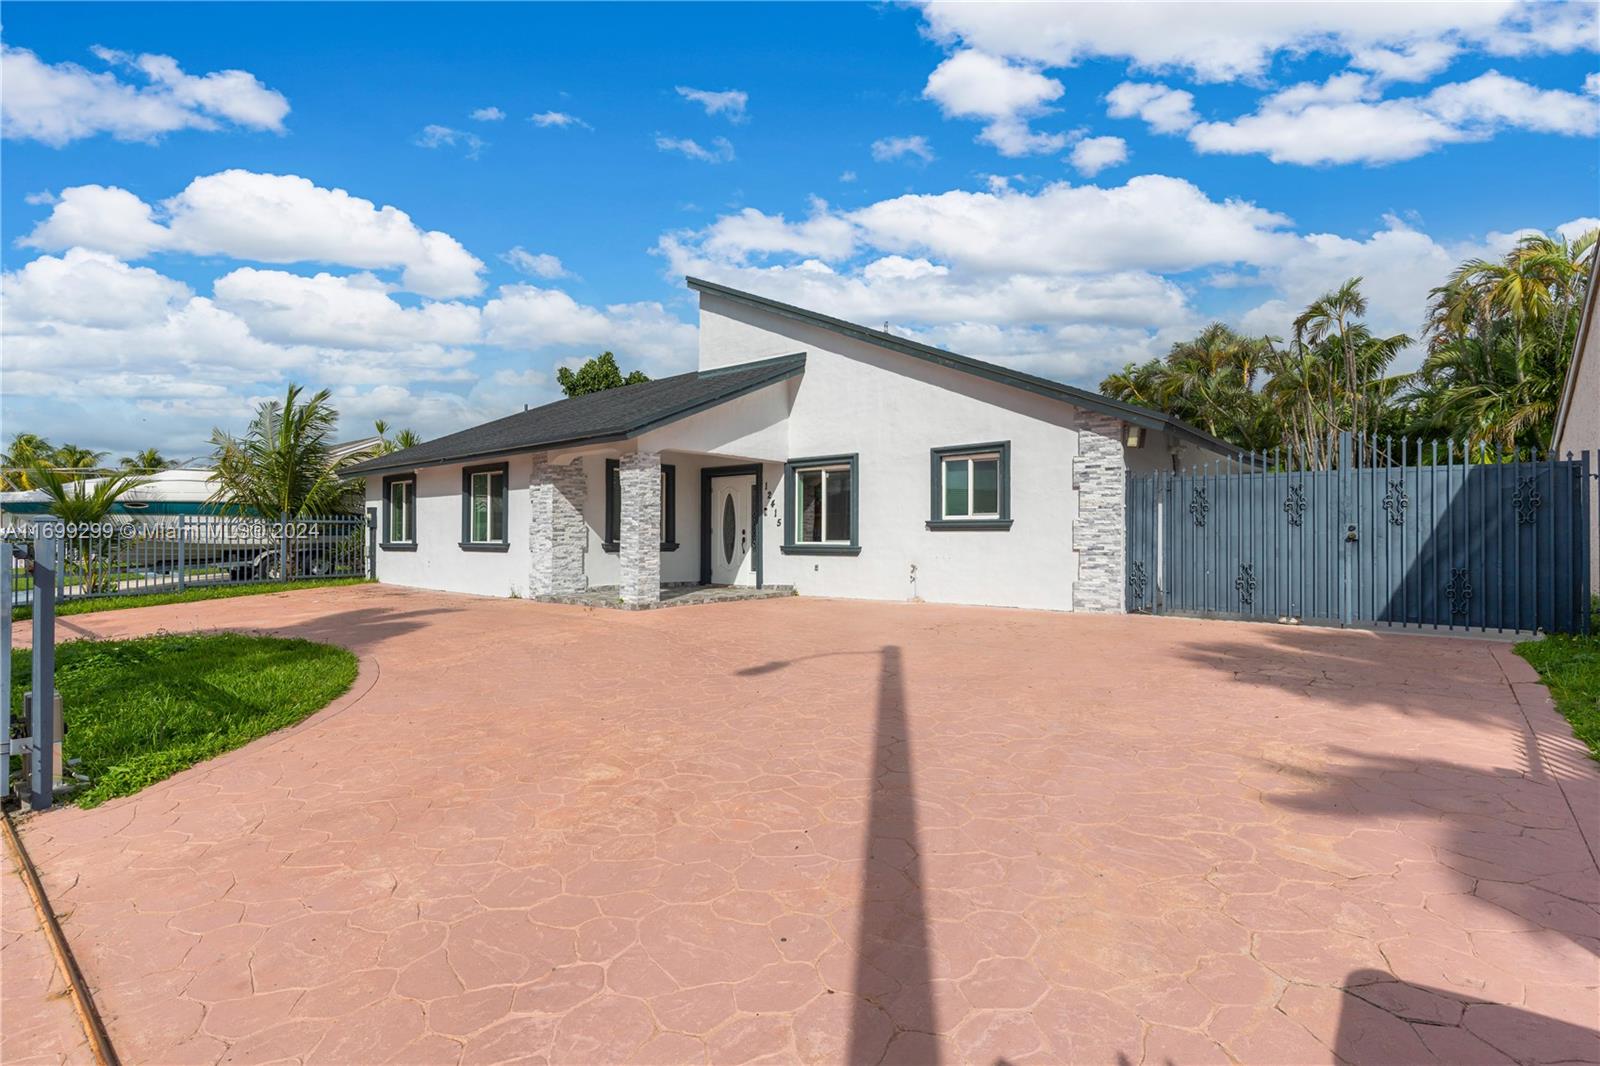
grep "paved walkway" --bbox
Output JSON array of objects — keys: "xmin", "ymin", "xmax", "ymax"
[{"xmin": 3, "ymin": 584, "xmax": 1597, "ymax": 1065}]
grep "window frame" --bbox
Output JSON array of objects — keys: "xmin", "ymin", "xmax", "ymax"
[
  {"xmin": 380, "ymin": 473, "xmax": 417, "ymax": 551},
  {"xmin": 782, "ymin": 453, "xmax": 860, "ymax": 555},
  {"xmin": 603, "ymin": 459, "xmax": 677, "ymax": 552},
  {"xmin": 928, "ymin": 441, "xmax": 1012, "ymax": 530},
  {"xmin": 459, "ymin": 462, "xmax": 510, "ymax": 551}
]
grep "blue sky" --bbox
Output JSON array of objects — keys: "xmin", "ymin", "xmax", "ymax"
[{"xmin": 2, "ymin": 2, "xmax": 1597, "ymax": 460}]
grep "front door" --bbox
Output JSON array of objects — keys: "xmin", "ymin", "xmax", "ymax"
[{"xmin": 709, "ymin": 474, "xmax": 756, "ymax": 585}]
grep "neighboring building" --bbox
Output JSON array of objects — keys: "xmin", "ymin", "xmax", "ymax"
[
  {"xmin": 0, "ymin": 468, "xmax": 220, "ymax": 524},
  {"xmin": 342, "ymin": 278, "xmax": 1238, "ymax": 612},
  {"xmin": 1553, "ymin": 251, "xmax": 1599, "ymax": 595}
]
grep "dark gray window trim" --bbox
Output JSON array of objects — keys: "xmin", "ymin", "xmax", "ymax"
[
  {"xmin": 699, "ymin": 463, "xmax": 765, "ymax": 587},
  {"xmin": 929, "ymin": 441, "xmax": 1012, "ymax": 530},
  {"xmin": 602, "ymin": 459, "xmax": 677, "ymax": 552},
  {"xmin": 380, "ymin": 473, "xmax": 417, "ymax": 551},
  {"xmin": 460, "ymin": 461, "xmax": 510, "ymax": 551},
  {"xmin": 782, "ymin": 453, "xmax": 860, "ymax": 556}
]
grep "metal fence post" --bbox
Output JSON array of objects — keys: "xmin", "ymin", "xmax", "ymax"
[
  {"xmin": 366, "ymin": 508, "xmax": 377, "ymax": 580},
  {"xmin": 29, "ymin": 525, "xmax": 58, "ymax": 811},
  {"xmin": 176, "ymin": 514, "xmax": 187, "ymax": 593},
  {"xmin": 1338, "ymin": 431, "xmax": 1354, "ymax": 627},
  {"xmin": 2, "ymin": 544, "xmax": 12, "ymax": 801},
  {"xmin": 279, "ymin": 509, "xmax": 290, "ymax": 581}
]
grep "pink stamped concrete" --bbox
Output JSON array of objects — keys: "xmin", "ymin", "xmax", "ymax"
[{"xmin": 2, "ymin": 584, "xmax": 1597, "ymax": 1065}]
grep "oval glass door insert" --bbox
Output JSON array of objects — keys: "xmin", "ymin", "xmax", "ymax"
[{"xmin": 722, "ymin": 494, "xmax": 737, "ymax": 564}]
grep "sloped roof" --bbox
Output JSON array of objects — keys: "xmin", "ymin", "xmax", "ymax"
[
  {"xmin": 687, "ymin": 276, "xmax": 1242, "ymax": 456},
  {"xmin": 343, "ymin": 354, "xmax": 805, "ymax": 476}
]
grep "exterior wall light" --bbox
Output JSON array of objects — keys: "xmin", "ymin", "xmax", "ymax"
[{"xmin": 1123, "ymin": 424, "xmax": 1145, "ymax": 448}]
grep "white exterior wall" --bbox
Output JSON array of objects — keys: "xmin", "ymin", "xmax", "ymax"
[
  {"xmin": 366, "ymin": 453, "xmax": 534, "ymax": 598},
  {"xmin": 700, "ymin": 295, "xmax": 1090, "ymax": 611},
  {"xmin": 578, "ymin": 449, "xmax": 707, "ymax": 587}
]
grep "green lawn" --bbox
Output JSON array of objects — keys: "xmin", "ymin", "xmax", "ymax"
[
  {"xmin": 8, "ymin": 632, "xmax": 358, "ymax": 807},
  {"xmin": 1516, "ymin": 600, "xmax": 1600, "ymax": 762},
  {"xmin": 10, "ymin": 577, "xmax": 371, "ymax": 622}
]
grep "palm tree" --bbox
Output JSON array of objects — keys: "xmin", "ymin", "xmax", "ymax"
[
  {"xmin": 1, "ymin": 433, "xmax": 55, "ymax": 491},
  {"xmin": 27, "ymin": 465, "xmax": 148, "ymax": 593},
  {"xmin": 51, "ymin": 444, "xmax": 109, "ymax": 480},
  {"xmin": 119, "ymin": 448, "xmax": 174, "ymax": 473},
  {"xmin": 1410, "ymin": 228, "xmax": 1596, "ymax": 454},
  {"xmin": 208, "ymin": 384, "xmax": 361, "ymax": 517},
  {"xmin": 374, "ymin": 422, "xmax": 424, "ymax": 456}
]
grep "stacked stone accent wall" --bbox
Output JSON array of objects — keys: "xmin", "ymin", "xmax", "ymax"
[
  {"xmin": 528, "ymin": 458, "xmax": 587, "ymax": 596},
  {"xmin": 619, "ymin": 452, "xmax": 662, "ymax": 607},
  {"xmin": 1072, "ymin": 414, "xmax": 1126, "ymax": 613}
]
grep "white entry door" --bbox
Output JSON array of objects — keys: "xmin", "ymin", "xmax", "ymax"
[{"xmin": 710, "ymin": 474, "xmax": 756, "ymax": 585}]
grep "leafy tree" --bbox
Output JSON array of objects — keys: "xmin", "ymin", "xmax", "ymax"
[
  {"xmin": 208, "ymin": 384, "xmax": 363, "ymax": 517},
  {"xmin": 556, "ymin": 351, "xmax": 649, "ymax": 397},
  {"xmin": 120, "ymin": 448, "xmax": 175, "ymax": 473}
]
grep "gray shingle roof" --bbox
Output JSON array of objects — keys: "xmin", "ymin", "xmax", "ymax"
[{"xmin": 343, "ymin": 353, "xmax": 805, "ymax": 476}]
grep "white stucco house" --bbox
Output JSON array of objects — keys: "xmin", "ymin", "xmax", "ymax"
[{"xmin": 343, "ymin": 278, "xmax": 1237, "ymax": 612}]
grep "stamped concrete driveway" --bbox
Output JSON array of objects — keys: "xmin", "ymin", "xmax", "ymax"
[{"xmin": 6, "ymin": 584, "xmax": 1598, "ymax": 1065}]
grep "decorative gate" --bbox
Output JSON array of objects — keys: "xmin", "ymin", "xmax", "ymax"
[{"xmin": 1125, "ymin": 433, "xmax": 1593, "ymax": 634}]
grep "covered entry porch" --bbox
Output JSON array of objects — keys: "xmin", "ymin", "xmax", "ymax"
[{"xmin": 529, "ymin": 439, "xmax": 787, "ymax": 609}]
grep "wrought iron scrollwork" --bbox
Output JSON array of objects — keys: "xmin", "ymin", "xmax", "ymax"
[
  {"xmin": 1235, "ymin": 563, "xmax": 1257, "ymax": 607},
  {"xmin": 1513, "ymin": 476, "xmax": 1542, "ymax": 525},
  {"xmin": 1128, "ymin": 561, "xmax": 1148, "ymax": 602},
  {"xmin": 1445, "ymin": 568, "xmax": 1473, "ymax": 616},
  {"xmin": 1382, "ymin": 480, "xmax": 1408, "ymax": 526},
  {"xmin": 1283, "ymin": 484, "xmax": 1306, "ymax": 527},
  {"xmin": 1190, "ymin": 487, "xmax": 1209, "ymax": 528}
]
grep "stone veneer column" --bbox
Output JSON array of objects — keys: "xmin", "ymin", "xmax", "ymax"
[
  {"xmin": 619, "ymin": 451, "xmax": 661, "ymax": 608},
  {"xmin": 528, "ymin": 457, "xmax": 587, "ymax": 597},
  {"xmin": 1072, "ymin": 414, "xmax": 1127, "ymax": 613}
]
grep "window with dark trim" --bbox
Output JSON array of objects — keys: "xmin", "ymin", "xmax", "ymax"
[
  {"xmin": 928, "ymin": 442, "xmax": 1012, "ymax": 530},
  {"xmin": 460, "ymin": 462, "xmax": 509, "ymax": 551},
  {"xmin": 381, "ymin": 474, "xmax": 416, "ymax": 550},
  {"xmin": 603, "ymin": 460, "xmax": 677, "ymax": 552},
  {"xmin": 782, "ymin": 454, "xmax": 860, "ymax": 555}
]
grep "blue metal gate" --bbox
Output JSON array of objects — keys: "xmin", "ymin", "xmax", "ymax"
[{"xmin": 1126, "ymin": 434, "xmax": 1593, "ymax": 634}]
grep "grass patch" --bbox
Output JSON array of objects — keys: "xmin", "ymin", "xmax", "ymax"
[
  {"xmin": 1515, "ymin": 599, "xmax": 1600, "ymax": 762},
  {"xmin": 10, "ymin": 577, "xmax": 371, "ymax": 623},
  {"xmin": 9, "ymin": 632, "xmax": 358, "ymax": 807}
]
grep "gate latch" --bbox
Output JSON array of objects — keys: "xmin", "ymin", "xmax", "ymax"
[{"xmin": 1344, "ymin": 524, "xmax": 1359, "ymax": 543}]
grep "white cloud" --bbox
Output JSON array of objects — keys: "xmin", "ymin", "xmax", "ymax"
[
  {"xmin": 501, "ymin": 247, "xmax": 570, "ymax": 278},
  {"xmin": 1069, "ymin": 135, "xmax": 1128, "ymax": 176},
  {"xmin": 918, "ymin": 2, "xmax": 1595, "ymax": 83},
  {"xmin": 481, "ymin": 286, "xmax": 697, "ymax": 372},
  {"xmin": 1, "ymin": 43, "xmax": 288, "ymax": 146},
  {"xmin": 470, "ymin": 106, "xmax": 505, "ymax": 121},
  {"xmin": 1186, "ymin": 70, "xmax": 1599, "ymax": 165},
  {"xmin": 655, "ymin": 134, "xmax": 735, "ymax": 163},
  {"xmin": 210, "ymin": 269, "xmax": 482, "ymax": 350},
  {"xmin": 22, "ymin": 170, "xmax": 486, "ymax": 298},
  {"xmin": 840, "ymin": 170, "xmax": 857, "ymax": 183},
  {"xmin": 1105, "ymin": 82, "xmax": 1198, "ymax": 133},
  {"xmin": 692, "ymin": 198, "xmax": 857, "ymax": 262},
  {"xmin": 1557, "ymin": 217, "xmax": 1600, "ymax": 242},
  {"xmin": 923, "ymin": 50, "xmax": 1066, "ymax": 156},
  {"xmin": 675, "ymin": 86, "xmax": 749, "ymax": 122},
  {"xmin": 530, "ymin": 110, "xmax": 589, "ymax": 129},
  {"xmin": 2, "ymin": 248, "xmax": 192, "ymax": 330},
  {"xmin": 24, "ymin": 190, "xmax": 58, "ymax": 205},
  {"xmin": 870, "ymin": 134, "xmax": 935, "ymax": 164},
  {"xmin": 415, "ymin": 124, "xmax": 485, "ymax": 158}
]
